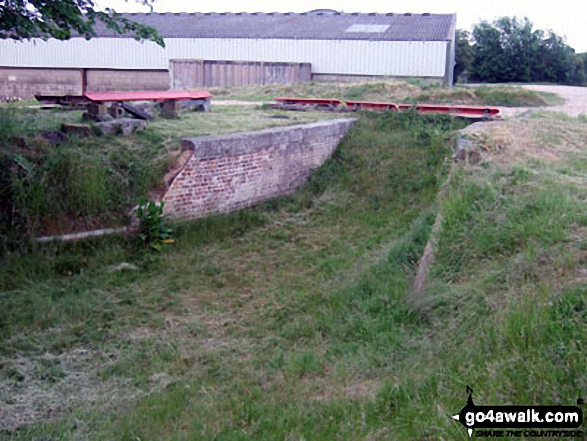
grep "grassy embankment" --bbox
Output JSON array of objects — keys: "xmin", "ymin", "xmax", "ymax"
[
  {"xmin": 1, "ymin": 91, "xmax": 586, "ymax": 439},
  {"xmin": 0, "ymin": 103, "xmax": 340, "ymax": 247},
  {"xmin": 2, "ymin": 110, "xmax": 461, "ymax": 438},
  {"xmin": 211, "ymin": 80, "xmax": 564, "ymax": 107},
  {"xmin": 0, "ymin": 81, "xmax": 562, "ymax": 248}
]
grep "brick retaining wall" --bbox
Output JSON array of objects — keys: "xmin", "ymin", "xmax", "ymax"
[{"xmin": 162, "ymin": 119, "xmax": 356, "ymax": 220}]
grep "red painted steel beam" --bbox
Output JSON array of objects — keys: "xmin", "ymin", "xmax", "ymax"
[
  {"xmin": 345, "ymin": 100, "xmax": 399, "ymax": 111},
  {"xmin": 84, "ymin": 90, "xmax": 212, "ymax": 103},
  {"xmin": 273, "ymin": 97, "xmax": 500, "ymax": 117},
  {"xmin": 398, "ymin": 103, "xmax": 500, "ymax": 116},
  {"xmin": 275, "ymin": 97, "xmax": 343, "ymax": 107}
]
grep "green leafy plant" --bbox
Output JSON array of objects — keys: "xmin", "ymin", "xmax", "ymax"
[{"xmin": 136, "ymin": 199, "xmax": 173, "ymax": 251}]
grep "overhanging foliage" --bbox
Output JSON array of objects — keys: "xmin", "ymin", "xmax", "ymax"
[{"xmin": 0, "ymin": 0, "xmax": 164, "ymax": 46}]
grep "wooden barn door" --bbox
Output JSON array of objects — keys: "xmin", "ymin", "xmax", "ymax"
[{"xmin": 171, "ymin": 60, "xmax": 205, "ymax": 90}]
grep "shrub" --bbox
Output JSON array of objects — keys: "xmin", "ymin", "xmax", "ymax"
[{"xmin": 136, "ymin": 200, "xmax": 173, "ymax": 251}]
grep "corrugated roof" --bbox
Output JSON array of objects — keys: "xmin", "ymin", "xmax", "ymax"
[{"xmin": 91, "ymin": 11, "xmax": 455, "ymax": 41}]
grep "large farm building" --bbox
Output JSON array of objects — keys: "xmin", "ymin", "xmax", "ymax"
[{"xmin": 0, "ymin": 11, "xmax": 457, "ymax": 99}]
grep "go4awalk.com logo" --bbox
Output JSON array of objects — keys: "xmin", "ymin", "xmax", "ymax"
[{"xmin": 451, "ymin": 386, "xmax": 584, "ymax": 438}]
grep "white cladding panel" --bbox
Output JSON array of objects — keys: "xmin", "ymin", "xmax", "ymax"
[
  {"xmin": 0, "ymin": 38, "xmax": 448, "ymax": 77},
  {"xmin": 0, "ymin": 38, "xmax": 167, "ymax": 69},
  {"xmin": 167, "ymin": 39, "xmax": 448, "ymax": 77}
]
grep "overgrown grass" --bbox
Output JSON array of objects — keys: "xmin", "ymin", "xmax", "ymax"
[
  {"xmin": 0, "ymin": 104, "xmax": 339, "ymax": 250},
  {"xmin": 396, "ymin": 113, "xmax": 587, "ymax": 438},
  {"xmin": 211, "ymin": 80, "xmax": 560, "ymax": 107},
  {"xmin": 2, "ymin": 111, "xmax": 587, "ymax": 440},
  {"xmin": 1, "ymin": 112, "xmax": 465, "ymax": 438}
]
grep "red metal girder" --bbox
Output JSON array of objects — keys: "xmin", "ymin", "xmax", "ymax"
[
  {"xmin": 345, "ymin": 100, "xmax": 399, "ymax": 111},
  {"xmin": 397, "ymin": 103, "xmax": 500, "ymax": 116},
  {"xmin": 273, "ymin": 97, "xmax": 500, "ymax": 117},
  {"xmin": 275, "ymin": 97, "xmax": 342, "ymax": 107},
  {"xmin": 443, "ymin": 105, "xmax": 500, "ymax": 116},
  {"xmin": 84, "ymin": 90, "xmax": 212, "ymax": 103}
]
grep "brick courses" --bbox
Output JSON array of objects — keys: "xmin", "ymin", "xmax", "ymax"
[{"xmin": 162, "ymin": 119, "xmax": 356, "ymax": 220}]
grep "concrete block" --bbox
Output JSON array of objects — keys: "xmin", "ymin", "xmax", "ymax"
[
  {"xmin": 108, "ymin": 103, "xmax": 125, "ymax": 119},
  {"xmin": 95, "ymin": 118, "xmax": 147, "ymax": 136},
  {"xmin": 162, "ymin": 100, "xmax": 181, "ymax": 119},
  {"xmin": 88, "ymin": 103, "xmax": 108, "ymax": 116}
]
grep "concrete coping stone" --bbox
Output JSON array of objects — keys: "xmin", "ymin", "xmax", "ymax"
[{"xmin": 180, "ymin": 118, "xmax": 357, "ymax": 158}]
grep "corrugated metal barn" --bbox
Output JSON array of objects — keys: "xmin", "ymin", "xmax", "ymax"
[{"xmin": 0, "ymin": 11, "xmax": 457, "ymax": 98}]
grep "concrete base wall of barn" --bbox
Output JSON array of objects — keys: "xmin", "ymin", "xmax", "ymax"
[{"xmin": 0, "ymin": 67, "xmax": 169, "ymax": 99}]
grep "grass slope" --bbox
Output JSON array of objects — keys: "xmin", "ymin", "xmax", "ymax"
[
  {"xmin": 2, "ymin": 110, "xmax": 587, "ymax": 440},
  {"xmin": 0, "ymin": 104, "xmax": 339, "ymax": 246},
  {"xmin": 210, "ymin": 80, "xmax": 562, "ymax": 107},
  {"xmin": 1, "ymin": 112, "xmax": 463, "ymax": 439}
]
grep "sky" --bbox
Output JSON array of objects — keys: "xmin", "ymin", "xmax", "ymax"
[{"xmin": 95, "ymin": 0, "xmax": 587, "ymax": 53}]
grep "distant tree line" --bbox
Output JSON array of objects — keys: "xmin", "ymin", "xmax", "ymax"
[{"xmin": 455, "ymin": 17, "xmax": 586, "ymax": 85}]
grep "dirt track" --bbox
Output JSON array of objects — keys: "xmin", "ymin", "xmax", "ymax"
[{"xmin": 500, "ymin": 85, "xmax": 587, "ymax": 118}]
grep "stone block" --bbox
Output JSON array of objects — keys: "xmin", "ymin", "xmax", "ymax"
[
  {"xmin": 181, "ymin": 98, "xmax": 211, "ymax": 113},
  {"xmin": 82, "ymin": 112, "xmax": 114, "ymax": 123},
  {"xmin": 88, "ymin": 103, "xmax": 108, "ymax": 116},
  {"xmin": 108, "ymin": 103, "xmax": 125, "ymax": 119},
  {"xmin": 162, "ymin": 100, "xmax": 181, "ymax": 119},
  {"xmin": 61, "ymin": 123, "xmax": 93, "ymax": 136},
  {"xmin": 95, "ymin": 118, "xmax": 147, "ymax": 136}
]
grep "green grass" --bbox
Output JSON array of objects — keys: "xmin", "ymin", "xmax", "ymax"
[
  {"xmin": 0, "ymin": 104, "xmax": 339, "ymax": 249},
  {"xmin": 473, "ymin": 86, "xmax": 551, "ymax": 106},
  {"xmin": 2, "ymin": 111, "xmax": 587, "ymax": 440},
  {"xmin": 210, "ymin": 80, "xmax": 560, "ymax": 107},
  {"xmin": 1, "ymin": 112, "xmax": 465, "ymax": 438},
  {"xmin": 399, "ymin": 115, "xmax": 587, "ymax": 437}
]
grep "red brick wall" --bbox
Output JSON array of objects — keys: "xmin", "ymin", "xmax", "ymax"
[{"xmin": 162, "ymin": 119, "xmax": 356, "ymax": 220}]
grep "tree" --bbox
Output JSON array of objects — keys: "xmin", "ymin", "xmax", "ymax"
[
  {"xmin": 454, "ymin": 29, "xmax": 473, "ymax": 83},
  {"xmin": 0, "ymin": 0, "xmax": 164, "ymax": 46},
  {"xmin": 495, "ymin": 17, "xmax": 540, "ymax": 82},
  {"xmin": 540, "ymin": 32, "xmax": 569, "ymax": 83},
  {"xmin": 469, "ymin": 16, "xmax": 584, "ymax": 85},
  {"xmin": 470, "ymin": 20, "xmax": 506, "ymax": 82},
  {"xmin": 574, "ymin": 53, "xmax": 587, "ymax": 85}
]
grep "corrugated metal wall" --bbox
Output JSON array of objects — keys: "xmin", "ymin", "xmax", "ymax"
[
  {"xmin": 1, "ymin": 38, "xmax": 167, "ymax": 69},
  {"xmin": 169, "ymin": 39, "xmax": 447, "ymax": 77},
  {"xmin": 1, "ymin": 37, "xmax": 448, "ymax": 78}
]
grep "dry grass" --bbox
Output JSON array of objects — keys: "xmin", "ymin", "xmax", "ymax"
[
  {"xmin": 458, "ymin": 115, "xmax": 587, "ymax": 167},
  {"xmin": 0, "ymin": 348, "xmax": 143, "ymax": 431}
]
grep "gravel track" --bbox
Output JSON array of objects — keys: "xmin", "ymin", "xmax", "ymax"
[{"xmin": 500, "ymin": 85, "xmax": 587, "ymax": 118}]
